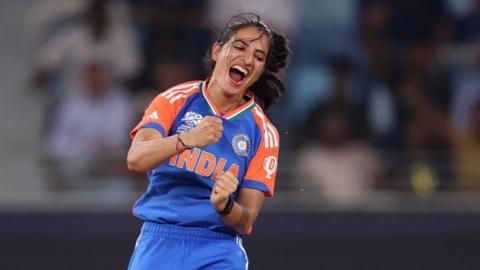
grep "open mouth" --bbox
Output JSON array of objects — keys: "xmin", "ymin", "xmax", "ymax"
[{"xmin": 229, "ymin": 65, "xmax": 248, "ymax": 84}]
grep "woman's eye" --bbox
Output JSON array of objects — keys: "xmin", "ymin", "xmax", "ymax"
[
  {"xmin": 256, "ymin": 56, "xmax": 265, "ymax": 62},
  {"xmin": 234, "ymin": 46, "xmax": 245, "ymax": 51}
]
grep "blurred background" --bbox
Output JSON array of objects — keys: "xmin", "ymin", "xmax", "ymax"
[{"xmin": 2, "ymin": 0, "xmax": 480, "ymax": 269}]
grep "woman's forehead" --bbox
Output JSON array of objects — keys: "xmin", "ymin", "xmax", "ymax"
[{"xmin": 230, "ymin": 26, "xmax": 269, "ymax": 50}]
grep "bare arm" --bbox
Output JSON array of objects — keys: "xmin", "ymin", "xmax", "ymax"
[
  {"xmin": 211, "ymin": 171, "xmax": 265, "ymax": 234},
  {"xmin": 222, "ymin": 188, "xmax": 265, "ymax": 234},
  {"xmin": 127, "ymin": 128, "xmax": 183, "ymax": 172},
  {"xmin": 127, "ymin": 116, "xmax": 223, "ymax": 172}
]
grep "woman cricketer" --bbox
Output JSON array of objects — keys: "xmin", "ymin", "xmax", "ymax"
[{"xmin": 127, "ymin": 13, "xmax": 290, "ymax": 269}]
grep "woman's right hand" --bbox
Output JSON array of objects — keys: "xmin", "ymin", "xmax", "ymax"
[{"xmin": 181, "ymin": 116, "xmax": 223, "ymax": 148}]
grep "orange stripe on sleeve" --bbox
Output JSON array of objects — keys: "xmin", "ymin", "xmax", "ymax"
[{"xmin": 130, "ymin": 81, "xmax": 201, "ymax": 138}]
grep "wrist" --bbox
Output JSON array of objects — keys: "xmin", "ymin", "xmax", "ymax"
[
  {"xmin": 214, "ymin": 197, "xmax": 228, "ymax": 211},
  {"xmin": 180, "ymin": 132, "xmax": 194, "ymax": 148},
  {"xmin": 177, "ymin": 133, "xmax": 191, "ymax": 151},
  {"xmin": 216, "ymin": 197, "xmax": 234, "ymax": 216}
]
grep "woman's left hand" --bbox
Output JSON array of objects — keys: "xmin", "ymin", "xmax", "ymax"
[{"xmin": 211, "ymin": 171, "xmax": 239, "ymax": 211}]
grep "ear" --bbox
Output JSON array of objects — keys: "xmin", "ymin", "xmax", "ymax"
[{"xmin": 211, "ymin": 42, "xmax": 221, "ymax": 62}]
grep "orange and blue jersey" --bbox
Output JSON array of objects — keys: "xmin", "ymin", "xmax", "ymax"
[{"xmin": 130, "ymin": 79, "xmax": 279, "ymax": 235}]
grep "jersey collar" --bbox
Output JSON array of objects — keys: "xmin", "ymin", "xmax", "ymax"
[{"xmin": 200, "ymin": 79, "xmax": 256, "ymax": 120}]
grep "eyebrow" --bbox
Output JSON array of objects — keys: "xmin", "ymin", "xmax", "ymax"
[{"xmin": 233, "ymin": 39, "xmax": 267, "ymax": 56}]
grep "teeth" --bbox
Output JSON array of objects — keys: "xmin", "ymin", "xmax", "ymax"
[{"xmin": 232, "ymin": 65, "xmax": 248, "ymax": 76}]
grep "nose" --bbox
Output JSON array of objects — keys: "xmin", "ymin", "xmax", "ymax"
[{"xmin": 243, "ymin": 52, "xmax": 253, "ymax": 66}]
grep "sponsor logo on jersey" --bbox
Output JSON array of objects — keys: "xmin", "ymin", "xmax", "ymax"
[
  {"xmin": 263, "ymin": 155, "xmax": 277, "ymax": 179},
  {"xmin": 177, "ymin": 111, "xmax": 203, "ymax": 133},
  {"xmin": 232, "ymin": 134, "xmax": 250, "ymax": 157}
]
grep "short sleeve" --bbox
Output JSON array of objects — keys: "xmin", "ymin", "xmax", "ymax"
[
  {"xmin": 130, "ymin": 81, "xmax": 201, "ymax": 139},
  {"xmin": 130, "ymin": 95, "xmax": 176, "ymax": 138},
  {"xmin": 241, "ymin": 111, "xmax": 280, "ymax": 197}
]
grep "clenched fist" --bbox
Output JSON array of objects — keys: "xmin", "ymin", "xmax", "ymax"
[
  {"xmin": 211, "ymin": 171, "xmax": 239, "ymax": 211},
  {"xmin": 181, "ymin": 116, "xmax": 223, "ymax": 148}
]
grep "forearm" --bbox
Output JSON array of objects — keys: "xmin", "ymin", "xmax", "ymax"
[
  {"xmin": 219, "ymin": 200, "xmax": 257, "ymax": 235},
  {"xmin": 127, "ymin": 134, "xmax": 185, "ymax": 172}
]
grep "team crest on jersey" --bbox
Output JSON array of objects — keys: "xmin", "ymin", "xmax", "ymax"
[
  {"xmin": 177, "ymin": 111, "xmax": 203, "ymax": 133},
  {"xmin": 232, "ymin": 134, "xmax": 250, "ymax": 157}
]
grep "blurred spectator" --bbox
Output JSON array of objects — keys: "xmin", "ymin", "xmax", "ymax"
[
  {"xmin": 453, "ymin": 101, "xmax": 480, "ymax": 190},
  {"xmin": 358, "ymin": 0, "xmax": 393, "ymax": 79},
  {"xmin": 32, "ymin": 0, "xmax": 142, "ymax": 94},
  {"xmin": 390, "ymin": 111, "xmax": 455, "ymax": 195},
  {"xmin": 27, "ymin": 0, "xmax": 141, "ymax": 190},
  {"xmin": 27, "ymin": 0, "xmax": 133, "ymax": 44},
  {"xmin": 27, "ymin": 0, "xmax": 87, "ymax": 44},
  {"xmin": 298, "ymin": 57, "xmax": 368, "ymax": 146},
  {"xmin": 279, "ymin": 62, "xmax": 331, "ymax": 137},
  {"xmin": 281, "ymin": 0, "xmax": 358, "ymax": 139},
  {"xmin": 42, "ymin": 63, "xmax": 134, "ymax": 189},
  {"xmin": 396, "ymin": 73, "xmax": 451, "ymax": 128},
  {"xmin": 128, "ymin": 0, "xmax": 210, "ymax": 90},
  {"xmin": 358, "ymin": 0, "xmax": 398, "ymax": 148},
  {"xmin": 23, "ymin": 0, "xmax": 480, "ymax": 197},
  {"xmin": 399, "ymin": 44, "xmax": 453, "ymax": 111},
  {"xmin": 293, "ymin": 0, "xmax": 357, "ymax": 60},
  {"xmin": 451, "ymin": 6, "xmax": 480, "ymax": 133},
  {"xmin": 359, "ymin": 0, "xmax": 455, "ymax": 141},
  {"xmin": 297, "ymin": 105, "xmax": 381, "ymax": 206}
]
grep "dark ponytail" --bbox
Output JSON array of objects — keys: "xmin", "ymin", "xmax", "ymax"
[{"xmin": 206, "ymin": 13, "xmax": 291, "ymax": 111}]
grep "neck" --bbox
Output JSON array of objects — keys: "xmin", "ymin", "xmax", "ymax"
[{"xmin": 206, "ymin": 79, "xmax": 246, "ymax": 114}]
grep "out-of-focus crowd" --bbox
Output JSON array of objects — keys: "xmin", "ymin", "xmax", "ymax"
[{"xmin": 28, "ymin": 0, "xmax": 480, "ymax": 205}]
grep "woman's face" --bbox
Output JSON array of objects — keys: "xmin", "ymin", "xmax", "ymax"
[{"xmin": 211, "ymin": 26, "xmax": 270, "ymax": 97}]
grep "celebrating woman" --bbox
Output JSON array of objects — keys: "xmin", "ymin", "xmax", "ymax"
[{"xmin": 127, "ymin": 13, "xmax": 290, "ymax": 269}]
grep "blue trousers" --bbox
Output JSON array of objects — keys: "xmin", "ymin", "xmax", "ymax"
[{"xmin": 128, "ymin": 222, "xmax": 248, "ymax": 270}]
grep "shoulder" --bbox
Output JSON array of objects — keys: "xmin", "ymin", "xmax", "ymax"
[
  {"xmin": 152, "ymin": 80, "xmax": 202, "ymax": 105},
  {"xmin": 251, "ymin": 105, "xmax": 280, "ymax": 148}
]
